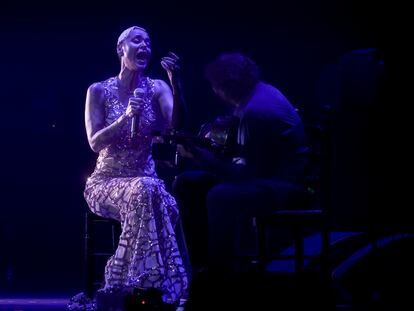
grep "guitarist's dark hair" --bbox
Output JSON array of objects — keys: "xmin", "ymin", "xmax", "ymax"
[{"xmin": 204, "ymin": 52, "xmax": 260, "ymax": 103}]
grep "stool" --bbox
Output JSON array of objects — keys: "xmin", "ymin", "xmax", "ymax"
[
  {"xmin": 252, "ymin": 121, "xmax": 332, "ymax": 276},
  {"xmin": 84, "ymin": 210, "xmax": 121, "ymax": 298}
]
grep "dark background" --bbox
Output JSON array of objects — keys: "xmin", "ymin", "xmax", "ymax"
[{"xmin": 0, "ymin": 0, "xmax": 405, "ymax": 297}]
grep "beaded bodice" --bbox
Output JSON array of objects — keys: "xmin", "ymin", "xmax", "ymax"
[{"xmin": 92, "ymin": 76, "xmax": 160, "ymax": 178}]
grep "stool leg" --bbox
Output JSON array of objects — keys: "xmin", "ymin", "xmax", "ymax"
[
  {"xmin": 320, "ymin": 227, "xmax": 330, "ymax": 274},
  {"xmin": 84, "ymin": 212, "xmax": 94, "ymax": 298},
  {"xmin": 254, "ymin": 217, "xmax": 266, "ymax": 274},
  {"xmin": 293, "ymin": 225, "xmax": 304, "ymax": 273}
]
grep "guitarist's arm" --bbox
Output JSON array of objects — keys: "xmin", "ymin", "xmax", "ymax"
[{"xmin": 178, "ymin": 143, "xmax": 250, "ymax": 179}]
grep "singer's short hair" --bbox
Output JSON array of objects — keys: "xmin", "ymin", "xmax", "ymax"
[
  {"xmin": 205, "ymin": 52, "xmax": 260, "ymax": 103},
  {"xmin": 116, "ymin": 26, "xmax": 147, "ymax": 59}
]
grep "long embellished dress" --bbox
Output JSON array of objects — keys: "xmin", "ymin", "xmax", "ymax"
[{"xmin": 84, "ymin": 76, "xmax": 188, "ymax": 304}]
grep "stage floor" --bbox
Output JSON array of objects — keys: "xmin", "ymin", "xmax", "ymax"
[{"xmin": 0, "ymin": 298, "xmax": 69, "ymax": 310}]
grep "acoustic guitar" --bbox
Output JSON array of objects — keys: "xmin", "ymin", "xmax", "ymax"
[{"xmin": 152, "ymin": 115, "xmax": 240, "ymax": 164}]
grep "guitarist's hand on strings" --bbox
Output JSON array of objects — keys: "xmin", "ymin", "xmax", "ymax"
[
  {"xmin": 176, "ymin": 143, "xmax": 217, "ymax": 167},
  {"xmin": 176, "ymin": 144, "xmax": 195, "ymax": 160}
]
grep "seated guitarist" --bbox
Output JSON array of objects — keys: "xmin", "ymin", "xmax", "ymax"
[{"xmin": 172, "ymin": 52, "xmax": 309, "ymax": 303}]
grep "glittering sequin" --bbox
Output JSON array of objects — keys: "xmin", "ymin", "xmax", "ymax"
[{"xmin": 84, "ymin": 76, "xmax": 188, "ymax": 304}]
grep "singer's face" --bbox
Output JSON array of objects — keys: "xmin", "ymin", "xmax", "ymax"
[{"xmin": 121, "ymin": 28, "xmax": 151, "ymax": 71}]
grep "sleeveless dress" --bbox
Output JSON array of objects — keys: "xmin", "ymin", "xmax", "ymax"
[{"xmin": 84, "ymin": 76, "xmax": 188, "ymax": 304}]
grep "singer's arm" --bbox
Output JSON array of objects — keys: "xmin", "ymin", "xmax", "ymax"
[
  {"xmin": 154, "ymin": 79, "xmax": 174, "ymax": 127},
  {"xmin": 85, "ymin": 83, "xmax": 129, "ymax": 153},
  {"xmin": 161, "ymin": 52, "xmax": 187, "ymax": 130},
  {"xmin": 169, "ymin": 71, "xmax": 186, "ymax": 130}
]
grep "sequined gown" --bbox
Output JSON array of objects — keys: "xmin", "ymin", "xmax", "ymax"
[{"xmin": 84, "ymin": 76, "xmax": 188, "ymax": 304}]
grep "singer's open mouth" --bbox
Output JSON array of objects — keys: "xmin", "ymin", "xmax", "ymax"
[{"xmin": 136, "ymin": 51, "xmax": 149, "ymax": 60}]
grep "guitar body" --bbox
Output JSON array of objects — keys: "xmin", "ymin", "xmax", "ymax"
[{"xmin": 199, "ymin": 115, "xmax": 239, "ymax": 157}]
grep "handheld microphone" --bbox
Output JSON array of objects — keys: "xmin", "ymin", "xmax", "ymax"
[{"xmin": 130, "ymin": 88, "xmax": 145, "ymax": 139}]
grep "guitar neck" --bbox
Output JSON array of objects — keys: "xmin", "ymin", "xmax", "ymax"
[{"xmin": 162, "ymin": 132, "xmax": 211, "ymax": 148}]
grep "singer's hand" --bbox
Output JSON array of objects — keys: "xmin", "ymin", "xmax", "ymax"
[
  {"xmin": 125, "ymin": 97, "xmax": 143, "ymax": 118},
  {"xmin": 161, "ymin": 51, "xmax": 180, "ymax": 81}
]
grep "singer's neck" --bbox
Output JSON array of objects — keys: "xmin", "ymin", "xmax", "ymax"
[{"xmin": 117, "ymin": 69, "xmax": 143, "ymax": 94}]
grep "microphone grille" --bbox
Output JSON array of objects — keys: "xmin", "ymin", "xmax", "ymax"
[{"xmin": 133, "ymin": 88, "xmax": 145, "ymax": 98}]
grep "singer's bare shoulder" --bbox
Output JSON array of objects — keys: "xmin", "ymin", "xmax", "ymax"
[
  {"xmin": 153, "ymin": 79, "xmax": 172, "ymax": 96},
  {"xmin": 86, "ymin": 82, "xmax": 106, "ymax": 106},
  {"xmin": 87, "ymin": 82, "xmax": 105, "ymax": 97}
]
